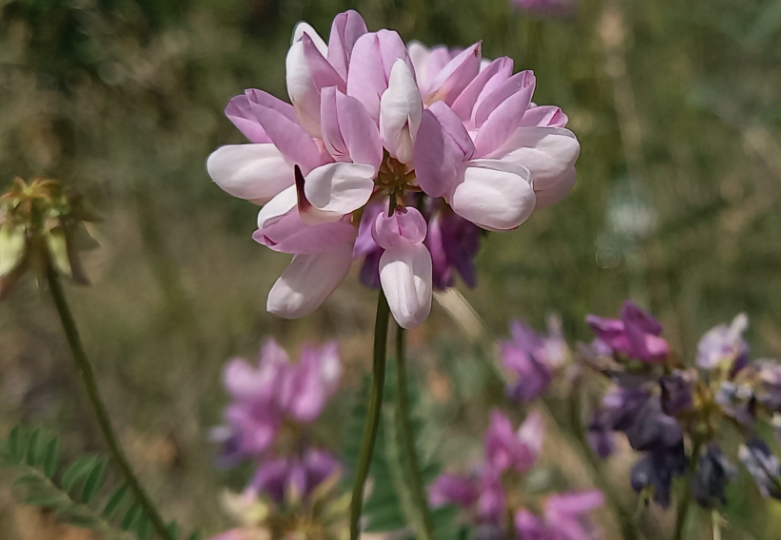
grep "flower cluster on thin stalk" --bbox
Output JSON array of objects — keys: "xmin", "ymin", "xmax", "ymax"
[
  {"xmin": 582, "ymin": 301, "xmax": 781, "ymax": 512},
  {"xmin": 209, "ymin": 339, "xmax": 349, "ymax": 540},
  {"xmin": 429, "ymin": 409, "xmax": 604, "ymax": 539},
  {"xmin": 206, "ymin": 10, "xmax": 580, "ymax": 329},
  {"xmin": 0, "ymin": 177, "xmax": 98, "ymax": 300}
]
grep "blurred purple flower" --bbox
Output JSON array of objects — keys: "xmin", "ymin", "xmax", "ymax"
[
  {"xmin": 429, "ymin": 467, "xmax": 506, "ymax": 524},
  {"xmin": 630, "ymin": 441, "xmax": 687, "ymax": 508},
  {"xmin": 715, "ymin": 381, "xmax": 756, "ymax": 425},
  {"xmin": 249, "ymin": 449, "xmax": 341, "ymax": 504},
  {"xmin": 757, "ymin": 362, "xmax": 781, "ymax": 412},
  {"xmin": 587, "ymin": 409, "xmax": 616, "ymax": 459},
  {"xmin": 697, "ymin": 313, "xmax": 749, "ymax": 373},
  {"xmin": 514, "ymin": 490, "xmax": 604, "ymax": 540},
  {"xmin": 212, "ymin": 339, "xmax": 342, "ymax": 465},
  {"xmin": 739, "ymin": 438, "xmax": 781, "ymax": 500},
  {"xmin": 502, "ymin": 318, "xmax": 567, "ymax": 402},
  {"xmin": 691, "ymin": 445, "xmax": 737, "ymax": 509},
  {"xmin": 586, "ymin": 300, "xmax": 669, "ymax": 363},
  {"xmin": 485, "ymin": 409, "xmax": 543, "ymax": 474},
  {"xmin": 596, "ymin": 386, "xmax": 682, "ymax": 452},
  {"xmin": 659, "ymin": 370, "xmax": 695, "ymax": 416}
]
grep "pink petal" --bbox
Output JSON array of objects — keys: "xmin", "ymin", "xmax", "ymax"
[
  {"xmin": 488, "ymin": 127, "xmax": 580, "ymax": 190},
  {"xmin": 546, "ymin": 490, "xmax": 605, "ymax": 517},
  {"xmin": 347, "ymin": 30, "xmax": 413, "ymax": 121},
  {"xmin": 379, "ymin": 242, "xmax": 432, "ymax": 329},
  {"xmin": 225, "ymin": 94, "xmax": 271, "ymax": 143},
  {"xmin": 449, "ymin": 159, "xmax": 536, "ymax": 231},
  {"xmin": 473, "ymin": 71, "xmax": 537, "ymax": 156},
  {"xmin": 267, "ymin": 243, "xmax": 354, "ymax": 318},
  {"xmin": 303, "ymin": 33, "xmax": 345, "ymax": 91},
  {"xmin": 413, "ymin": 102, "xmax": 474, "ymax": 198},
  {"xmin": 474, "ymin": 70, "xmax": 536, "ymax": 127},
  {"xmin": 286, "ymin": 39, "xmax": 322, "ymax": 138},
  {"xmin": 245, "ymin": 89, "xmax": 299, "ymax": 122},
  {"xmin": 303, "ymin": 162, "xmax": 377, "ymax": 215},
  {"xmin": 521, "ymin": 105, "xmax": 568, "ymax": 128},
  {"xmin": 424, "ymin": 42, "xmax": 482, "ymax": 105},
  {"xmin": 321, "ymin": 87, "xmax": 383, "ymax": 168},
  {"xmin": 327, "ymin": 10, "xmax": 368, "ymax": 80},
  {"xmin": 253, "ymin": 212, "xmax": 357, "ymax": 254},
  {"xmin": 451, "ymin": 57, "xmax": 514, "ymax": 123},
  {"xmin": 372, "ymin": 207, "xmax": 428, "ymax": 249},
  {"xmin": 517, "ymin": 410, "xmax": 544, "ymax": 466},
  {"xmin": 206, "ymin": 144, "xmax": 294, "ymax": 204},
  {"xmin": 248, "ymin": 100, "xmax": 324, "ymax": 174}
]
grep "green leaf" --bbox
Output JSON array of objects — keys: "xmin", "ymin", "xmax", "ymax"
[
  {"xmin": 102, "ymin": 485, "xmax": 129, "ymax": 518},
  {"xmin": 121, "ymin": 505, "xmax": 142, "ymax": 531},
  {"xmin": 189, "ymin": 531, "xmax": 203, "ymax": 540},
  {"xmin": 25, "ymin": 429, "xmax": 42, "ymax": 467},
  {"xmin": 166, "ymin": 521, "xmax": 180, "ymax": 538},
  {"xmin": 25, "ymin": 492, "xmax": 67, "ymax": 507},
  {"xmin": 43, "ymin": 438, "xmax": 60, "ymax": 478},
  {"xmin": 81, "ymin": 458, "xmax": 107, "ymax": 503},
  {"xmin": 136, "ymin": 516, "xmax": 152, "ymax": 540},
  {"xmin": 8, "ymin": 427, "xmax": 21, "ymax": 461},
  {"xmin": 61, "ymin": 455, "xmax": 98, "ymax": 493}
]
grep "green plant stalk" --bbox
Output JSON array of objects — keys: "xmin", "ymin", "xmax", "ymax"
[
  {"xmin": 349, "ymin": 290, "xmax": 391, "ymax": 540},
  {"xmin": 565, "ymin": 381, "xmax": 640, "ymax": 540},
  {"xmin": 395, "ymin": 326, "xmax": 436, "ymax": 540},
  {"xmin": 673, "ymin": 441, "xmax": 702, "ymax": 540},
  {"xmin": 46, "ymin": 266, "xmax": 173, "ymax": 540}
]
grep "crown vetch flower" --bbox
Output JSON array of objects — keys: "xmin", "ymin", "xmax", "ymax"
[
  {"xmin": 586, "ymin": 300, "xmax": 669, "ymax": 363},
  {"xmin": 206, "ymin": 11, "xmax": 580, "ymax": 328},
  {"xmin": 212, "ymin": 339, "xmax": 342, "ymax": 464},
  {"xmin": 249, "ymin": 449, "xmax": 341, "ymax": 504}
]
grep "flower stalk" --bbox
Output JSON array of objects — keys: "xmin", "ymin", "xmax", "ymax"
[
  {"xmin": 349, "ymin": 290, "xmax": 391, "ymax": 540},
  {"xmin": 395, "ymin": 325, "xmax": 436, "ymax": 540},
  {"xmin": 46, "ymin": 265, "xmax": 173, "ymax": 540}
]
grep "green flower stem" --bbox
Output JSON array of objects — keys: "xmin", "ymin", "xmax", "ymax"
[
  {"xmin": 350, "ymin": 290, "xmax": 391, "ymax": 540},
  {"xmin": 673, "ymin": 441, "xmax": 703, "ymax": 540},
  {"xmin": 395, "ymin": 325, "xmax": 436, "ymax": 540},
  {"xmin": 46, "ymin": 266, "xmax": 173, "ymax": 540}
]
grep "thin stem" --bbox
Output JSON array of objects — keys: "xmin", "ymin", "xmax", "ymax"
[
  {"xmin": 46, "ymin": 266, "xmax": 173, "ymax": 540},
  {"xmin": 395, "ymin": 326, "xmax": 435, "ymax": 540},
  {"xmin": 565, "ymin": 382, "xmax": 640, "ymax": 540},
  {"xmin": 673, "ymin": 441, "xmax": 702, "ymax": 540},
  {"xmin": 350, "ymin": 290, "xmax": 391, "ymax": 540},
  {"xmin": 712, "ymin": 511, "xmax": 722, "ymax": 540}
]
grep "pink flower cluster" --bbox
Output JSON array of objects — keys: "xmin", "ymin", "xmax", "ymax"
[
  {"xmin": 429, "ymin": 410, "xmax": 603, "ymax": 538},
  {"xmin": 210, "ymin": 339, "xmax": 342, "ymax": 466},
  {"xmin": 207, "ymin": 11, "xmax": 580, "ymax": 328}
]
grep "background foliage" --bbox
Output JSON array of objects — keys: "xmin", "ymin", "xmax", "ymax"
[{"xmin": 0, "ymin": 0, "xmax": 780, "ymax": 537}]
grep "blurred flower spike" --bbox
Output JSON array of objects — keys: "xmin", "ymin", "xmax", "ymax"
[{"xmin": 0, "ymin": 177, "xmax": 98, "ymax": 299}]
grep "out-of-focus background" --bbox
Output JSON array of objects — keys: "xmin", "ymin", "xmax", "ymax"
[{"xmin": 1, "ymin": 0, "xmax": 780, "ymax": 538}]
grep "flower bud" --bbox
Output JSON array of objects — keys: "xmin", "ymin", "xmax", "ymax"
[{"xmin": 0, "ymin": 177, "xmax": 98, "ymax": 299}]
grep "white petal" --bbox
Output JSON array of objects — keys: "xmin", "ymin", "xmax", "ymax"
[
  {"xmin": 304, "ymin": 162, "xmax": 377, "ymax": 215},
  {"xmin": 257, "ymin": 185, "xmax": 297, "ymax": 228},
  {"xmin": 379, "ymin": 243, "xmax": 432, "ymax": 329},
  {"xmin": 267, "ymin": 243, "xmax": 354, "ymax": 318},
  {"xmin": 380, "ymin": 60, "xmax": 423, "ymax": 163},
  {"xmin": 488, "ymin": 127, "xmax": 580, "ymax": 190},
  {"xmin": 206, "ymin": 144, "xmax": 294, "ymax": 204},
  {"xmin": 292, "ymin": 22, "xmax": 327, "ymax": 54},
  {"xmin": 286, "ymin": 40, "xmax": 322, "ymax": 138},
  {"xmin": 449, "ymin": 159, "xmax": 536, "ymax": 231},
  {"xmin": 534, "ymin": 166, "xmax": 576, "ymax": 209}
]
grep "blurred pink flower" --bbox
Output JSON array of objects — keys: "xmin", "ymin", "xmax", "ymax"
[
  {"xmin": 207, "ymin": 11, "xmax": 580, "ymax": 328},
  {"xmin": 511, "ymin": 0, "xmax": 576, "ymax": 16},
  {"xmin": 515, "ymin": 490, "xmax": 604, "ymax": 540},
  {"xmin": 484, "ymin": 409, "xmax": 543, "ymax": 473},
  {"xmin": 211, "ymin": 339, "xmax": 342, "ymax": 465}
]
